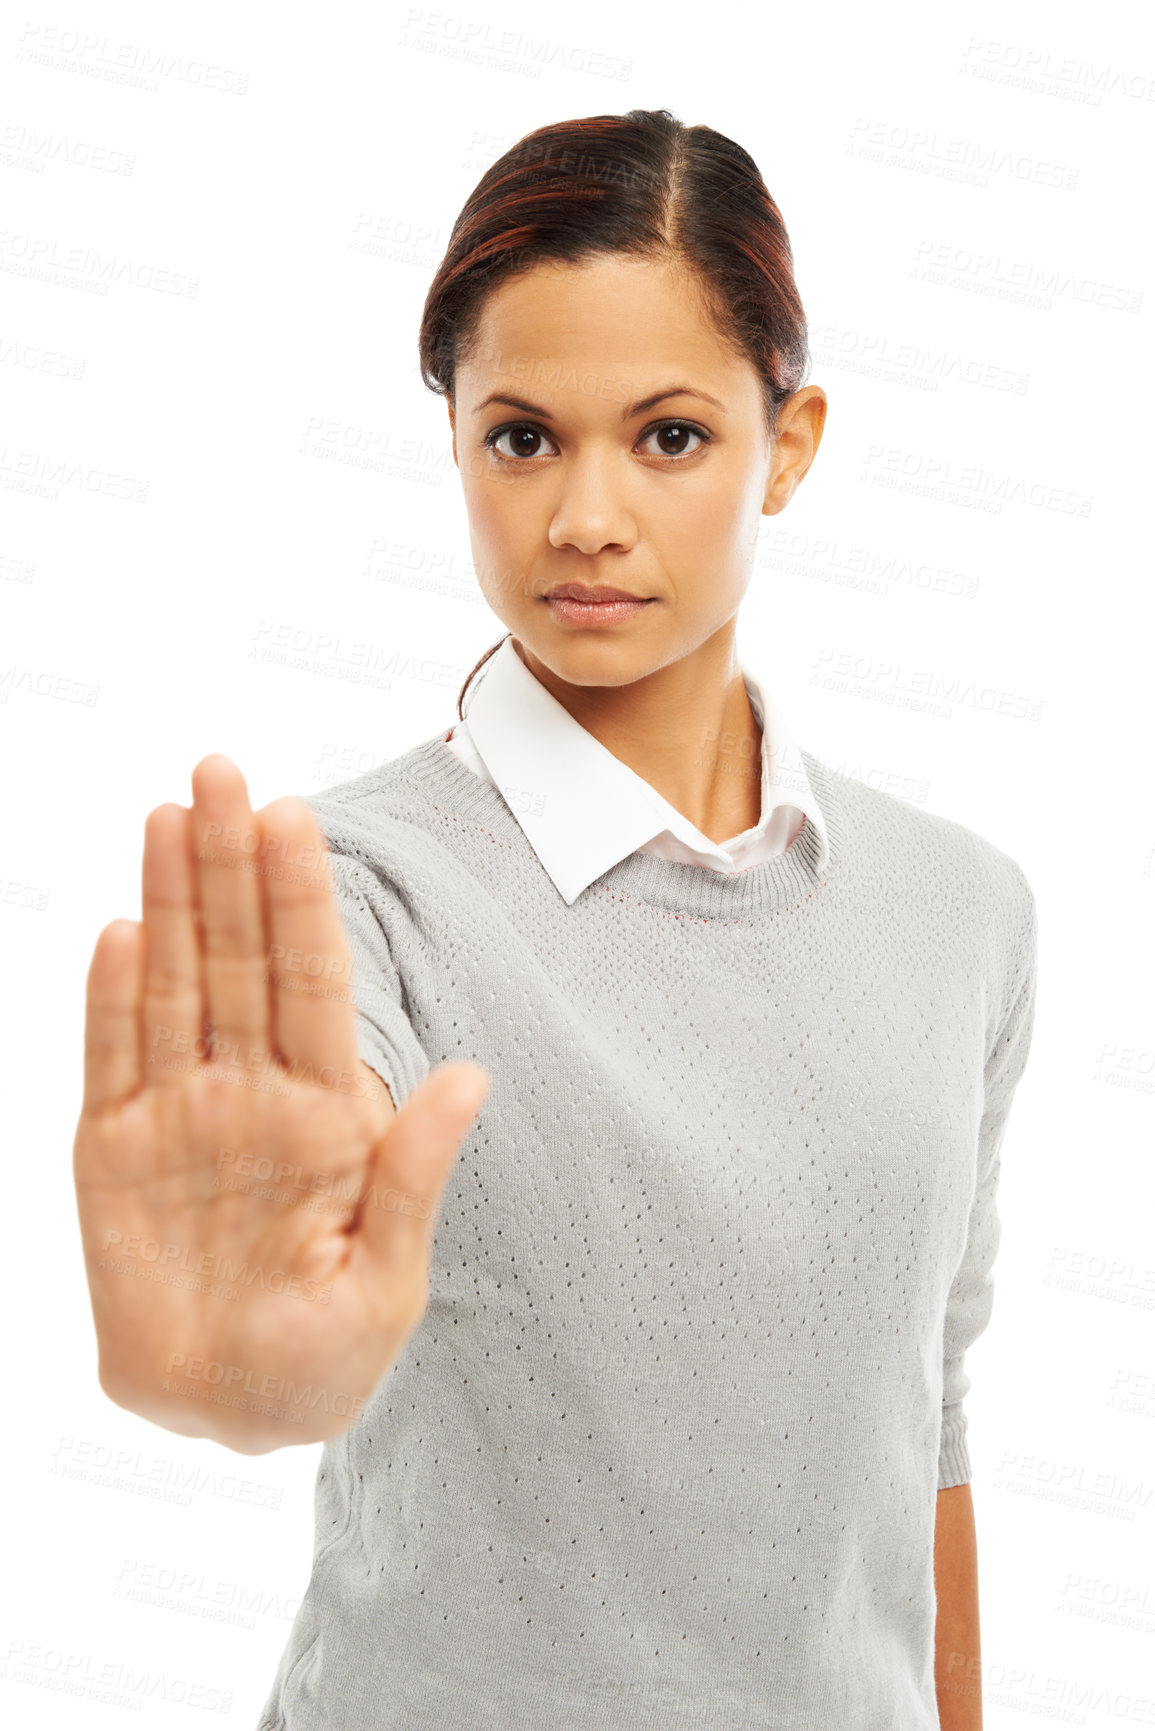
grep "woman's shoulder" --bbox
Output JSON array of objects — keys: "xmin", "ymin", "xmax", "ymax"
[
  {"xmin": 804, "ymin": 745, "xmax": 1035, "ymax": 986},
  {"xmin": 302, "ymin": 731, "xmax": 452, "ymax": 865},
  {"xmin": 806, "ymin": 746, "xmax": 1031, "ymax": 894}
]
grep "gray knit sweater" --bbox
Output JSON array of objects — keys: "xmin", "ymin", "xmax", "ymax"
[{"xmin": 256, "ymin": 732, "xmax": 1038, "ymax": 1731}]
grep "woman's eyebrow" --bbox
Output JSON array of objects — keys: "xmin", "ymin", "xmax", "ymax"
[{"xmin": 472, "ymin": 385, "xmax": 728, "ymax": 421}]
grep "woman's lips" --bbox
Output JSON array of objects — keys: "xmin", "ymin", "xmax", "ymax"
[{"xmin": 542, "ymin": 592, "xmax": 656, "ymax": 625}]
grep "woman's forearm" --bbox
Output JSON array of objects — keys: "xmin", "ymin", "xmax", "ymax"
[{"xmin": 934, "ymin": 1483, "xmax": 984, "ymax": 1728}]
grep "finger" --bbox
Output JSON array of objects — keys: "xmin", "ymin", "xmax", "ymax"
[
  {"xmin": 352, "ymin": 1063, "xmax": 489, "ymax": 1293},
  {"xmin": 190, "ymin": 755, "xmax": 272, "ymax": 1067},
  {"xmin": 141, "ymin": 804, "xmax": 204, "ymax": 1088},
  {"xmin": 81, "ymin": 920, "xmax": 144, "ymax": 1113},
  {"xmin": 260, "ymin": 797, "xmax": 360, "ymax": 1080}
]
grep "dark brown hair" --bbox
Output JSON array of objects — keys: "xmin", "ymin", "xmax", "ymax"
[{"xmin": 417, "ymin": 107, "xmax": 812, "ymax": 721}]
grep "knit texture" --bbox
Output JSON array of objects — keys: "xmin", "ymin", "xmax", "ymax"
[{"xmin": 257, "ymin": 732, "xmax": 1038, "ymax": 1731}]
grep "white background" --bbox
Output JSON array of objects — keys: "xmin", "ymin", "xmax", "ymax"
[{"xmin": 2, "ymin": 0, "xmax": 1153, "ymax": 1724}]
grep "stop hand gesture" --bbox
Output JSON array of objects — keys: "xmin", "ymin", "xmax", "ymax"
[{"xmin": 72, "ymin": 756, "xmax": 489, "ymax": 1453}]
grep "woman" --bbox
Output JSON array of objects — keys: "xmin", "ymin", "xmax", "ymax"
[{"xmin": 73, "ymin": 109, "xmax": 1037, "ymax": 1729}]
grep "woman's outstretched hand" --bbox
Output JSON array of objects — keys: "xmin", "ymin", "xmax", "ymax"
[{"xmin": 72, "ymin": 755, "xmax": 489, "ymax": 1454}]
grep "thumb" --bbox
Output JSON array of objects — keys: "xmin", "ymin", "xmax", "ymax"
[{"xmin": 351, "ymin": 1061, "xmax": 490, "ymax": 1292}]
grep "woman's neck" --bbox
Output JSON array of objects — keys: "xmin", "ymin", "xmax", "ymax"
[{"xmin": 513, "ymin": 629, "xmax": 763, "ymax": 844}]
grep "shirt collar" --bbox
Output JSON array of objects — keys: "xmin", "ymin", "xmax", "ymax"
[{"xmin": 462, "ymin": 634, "xmax": 830, "ymax": 905}]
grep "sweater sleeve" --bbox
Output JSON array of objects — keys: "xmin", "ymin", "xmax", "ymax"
[
  {"xmin": 938, "ymin": 872, "xmax": 1038, "ymax": 1491},
  {"xmin": 322, "ymin": 842, "xmax": 433, "ymax": 1111}
]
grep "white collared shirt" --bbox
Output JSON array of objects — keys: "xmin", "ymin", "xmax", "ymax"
[{"xmin": 444, "ymin": 634, "xmax": 830, "ymax": 906}]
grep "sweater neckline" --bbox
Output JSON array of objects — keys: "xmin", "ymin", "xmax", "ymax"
[{"xmin": 398, "ymin": 732, "xmax": 841, "ymax": 920}]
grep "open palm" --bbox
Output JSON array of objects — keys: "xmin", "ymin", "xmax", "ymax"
[{"xmin": 72, "ymin": 755, "xmax": 488, "ymax": 1454}]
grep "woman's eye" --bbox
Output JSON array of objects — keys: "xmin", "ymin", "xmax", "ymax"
[
  {"xmin": 640, "ymin": 422, "xmax": 708, "ymax": 458},
  {"xmin": 484, "ymin": 420, "xmax": 709, "ymax": 462},
  {"xmin": 485, "ymin": 425, "xmax": 559, "ymax": 461}
]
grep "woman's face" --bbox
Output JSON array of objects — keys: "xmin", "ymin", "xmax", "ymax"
[{"xmin": 448, "ymin": 252, "xmax": 825, "ymax": 689}]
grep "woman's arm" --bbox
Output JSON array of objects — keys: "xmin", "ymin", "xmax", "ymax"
[{"xmin": 934, "ymin": 1483, "xmax": 983, "ymax": 1728}]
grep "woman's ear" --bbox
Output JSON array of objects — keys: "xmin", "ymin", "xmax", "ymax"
[{"xmin": 762, "ymin": 386, "xmax": 827, "ymax": 516}]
